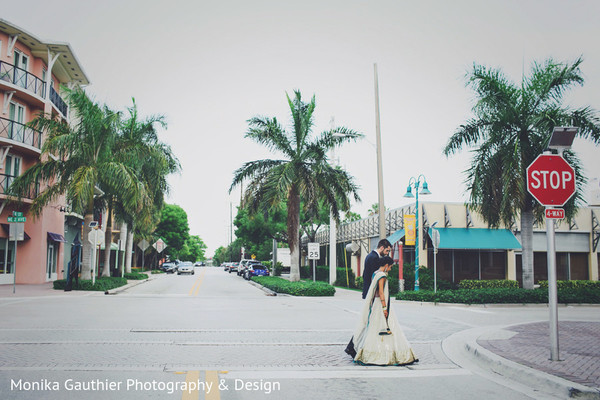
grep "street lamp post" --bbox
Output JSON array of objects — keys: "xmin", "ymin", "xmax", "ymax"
[{"xmin": 403, "ymin": 175, "xmax": 431, "ymax": 291}]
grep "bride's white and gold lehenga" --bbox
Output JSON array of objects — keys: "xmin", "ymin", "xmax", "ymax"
[{"xmin": 352, "ymin": 271, "xmax": 418, "ymax": 366}]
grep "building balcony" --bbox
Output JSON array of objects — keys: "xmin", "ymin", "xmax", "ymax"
[
  {"xmin": 0, "ymin": 117, "xmax": 42, "ymax": 153},
  {"xmin": 0, "ymin": 173, "xmax": 38, "ymax": 201},
  {"xmin": 0, "ymin": 60, "xmax": 68, "ymax": 118}
]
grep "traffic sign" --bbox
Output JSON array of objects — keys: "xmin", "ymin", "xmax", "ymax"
[
  {"xmin": 7, "ymin": 216, "xmax": 26, "ymax": 223},
  {"xmin": 545, "ymin": 208, "xmax": 565, "ymax": 219},
  {"xmin": 12, "ymin": 211, "xmax": 23, "ymax": 217},
  {"xmin": 87, "ymin": 229, "xmax": 105, "ymax": 246},
  {"xmin": 527, "ymin": 154, "xmax": 576, "ymax": 206},
  {"xmin": 153, "ymin": 238, "xmax": 166, "ymax": 253},
  {"xmin": 307, "ymin": 243, "xmax": 320, "ymax": 260},
  {"xmin": 138, "ymin": 239, "xmax": 150, "ymax": 251}
]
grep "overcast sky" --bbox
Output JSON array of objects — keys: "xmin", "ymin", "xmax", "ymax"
[{"xmin": 5, "ymin": 0, "xmax": 600, "ymax": 256}]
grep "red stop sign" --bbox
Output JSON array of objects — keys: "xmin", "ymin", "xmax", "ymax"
[{"xmin": 527, "ymin": 154, "xmax": 576, "ymax": 206}]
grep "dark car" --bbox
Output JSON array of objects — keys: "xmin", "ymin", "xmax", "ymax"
[
  {"xmin": 243, "ymin": 263, "xmax": 269, "ymax": 280},
  {"xmin": 161, "ymin": 262, "xmax": 177, "ymax": 274}
]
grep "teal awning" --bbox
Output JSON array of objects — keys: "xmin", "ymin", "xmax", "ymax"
[
  {"xmin": 386, "ymin": 229, "xmax": 405, "ymax": 245},
  {"xmin": 428, "ymin": 228, "xmax": 522, "ymax": 250}
]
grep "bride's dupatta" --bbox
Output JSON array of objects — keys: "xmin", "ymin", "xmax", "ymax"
[{"xmin": 353, "ymin": 271, "xmax": 390, "ymax": 350}]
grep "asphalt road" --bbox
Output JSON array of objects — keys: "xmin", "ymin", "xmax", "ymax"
[{"xmin": 1, "ymin": 267, "xmax": 597, "ymax": 399}]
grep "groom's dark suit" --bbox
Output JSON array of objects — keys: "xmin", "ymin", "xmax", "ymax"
[{"xmin": 361, "ymin": 249, "xmax": 380, "ymax": 299}]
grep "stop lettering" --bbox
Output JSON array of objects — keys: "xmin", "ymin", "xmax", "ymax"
[{"xmin": 526, "ymin": 154, "xmax": 576, "ymax": 206}]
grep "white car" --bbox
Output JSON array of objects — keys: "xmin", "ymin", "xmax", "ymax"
[{"xmin": 177, "ymin": 261, "xmax": 195, "ymax": 275}]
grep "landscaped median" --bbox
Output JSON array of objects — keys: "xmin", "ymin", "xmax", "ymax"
[
  {"xmin": 251, "ymin": 276, "xmax": 336, "ymax": 296},
  {"xmin": 53, "ymin": 271, "xmax": 150, "ymax": 291}
]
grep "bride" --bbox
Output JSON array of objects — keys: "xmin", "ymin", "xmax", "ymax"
[{"xmin": 348, "ymin": 256, "xmax": 418, "ymax": 366}]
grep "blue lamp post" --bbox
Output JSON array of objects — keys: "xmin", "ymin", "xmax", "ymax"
[{"xmin": 403, "ymin": 175, "xmax": 431, "ymax": 291}]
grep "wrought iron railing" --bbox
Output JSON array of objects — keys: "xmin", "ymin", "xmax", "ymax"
[
  {"xmin": 0, "ymin": 117, "xmax": 42, "ymax": 149},
  {"xmin": 0, "ymin": 61, "xmax": 68, "ymax": 117},
  {"xmin": 0, "ymin": 173, "xmax": 39, "ymax": 199},
  {"xmin": 50, "ymin": 86, "xmax": 67, "ymax": 116},
  {"xmin": 0, "ymin": 60, "xmax": 45, "ymax": 98}
]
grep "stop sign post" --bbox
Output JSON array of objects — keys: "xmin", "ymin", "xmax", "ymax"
[{"xmin": 527, "ymin": 152, "xmax": 576, "ymax": 362}]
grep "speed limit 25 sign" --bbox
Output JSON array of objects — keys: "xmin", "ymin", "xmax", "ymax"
[{"xmin": 307, "ymin": 243, "xmax": 320, "ymax": 260}]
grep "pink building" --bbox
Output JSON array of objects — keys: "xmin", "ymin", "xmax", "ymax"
[{"xmin": 0, "ymin": 19, "xmax": 89, "ymax": 284}]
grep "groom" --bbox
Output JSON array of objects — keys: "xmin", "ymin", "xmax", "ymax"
[{"xmin": 361, "ymin": 239, "xmax": 392, "ymax": 299}]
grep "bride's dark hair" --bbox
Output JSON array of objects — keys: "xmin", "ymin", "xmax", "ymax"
[{"xmin": 378, "ymin": 256, "xmax": 394, "ymax": 268}]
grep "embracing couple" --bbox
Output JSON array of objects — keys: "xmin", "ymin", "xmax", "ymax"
[{"xmin": 345, "ymin": 239, "xmax": 418, "ymax": 366}]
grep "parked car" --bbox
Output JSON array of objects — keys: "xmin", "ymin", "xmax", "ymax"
[
  {"xmin": 194, "ymin": 261, "xmax": 206, "ymax": 266},
  {"xmin": 161, "ymin": 262, "xmax": 177, "ymax": 274},
  {"xmin": 243, "ymin": 263, "xmax": 269, "ymax": 280},
  {"xmin": 177, "ymin": 261, "xmax": 195, "ymax": 275},
  {"xmin": 228, "ymin": 262, "xmax": 240, "ymax": 273},
  {"xmin": 238, "ymin": 259, "xmax": 261, "ymax": 276}
]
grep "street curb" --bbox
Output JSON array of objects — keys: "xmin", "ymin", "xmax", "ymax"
[
  {"xmin": 104, "ymin": 273, "xmax": 157, "ymax": 295},
  {"xmin": 442, "ymin": 326, "xmax": 600, "ymax": 399},
  {"xmin": 397, "ymin": 300, "xmax": 600, "ymax": 308},
  {"xmin": 247, "ymin": 280, "xmax": 278, "ymax": 296}
]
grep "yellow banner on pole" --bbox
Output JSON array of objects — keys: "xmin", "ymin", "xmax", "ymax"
[{"xmin": 404, "ymin": 215, "xmax": 416, "ymax": 246}]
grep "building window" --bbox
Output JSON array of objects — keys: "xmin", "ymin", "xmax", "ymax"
[
  {"xmin": 0, "ymin": 239, "xmax": 15, "ymax": 274},
  {"xmin": 47, "ymin": 242, "xmax": 57, "ymax": 279},
  {"xmin": 8, "ymin": 101, "xmax": 25, "ymax": 142},
  {"xmin": 4, "ymin": 154, "xmax": 22, "ymax": 195},
  {"xmin": 481, "ymin": 251, "xmax": 507, "ymax": 280},
  {"xmin": 13, "ymin": 49, "xmax": 29, "ymax": 89},
  {"xmin": 570, "ymin": 253, "xmax": 589, "ymax": 280}
]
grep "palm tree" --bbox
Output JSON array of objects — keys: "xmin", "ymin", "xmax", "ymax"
[
  {"xmin": 11, "ymin": 88, "xmax": 149, "ymax": 279},
  {"xmin": 443, "ymin": 57, "xmax": 600, "ymax": 289},
  {"xmin": 230, "ymin": 90, "xmax": 361, "ymax": 281},
  {"xmin": 112, "ymin": 99, "xmax": 180, "ymax": 273}
]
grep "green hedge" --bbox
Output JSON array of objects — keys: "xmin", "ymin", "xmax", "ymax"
[
  {"xmin": 355, "ymin": 264, "xmax": 454, "ymax": 294},
  {"xmin": 124, "ymin": 272, "xmax": 149, "ymax": 280},
  {"xmin": 53, "ymin": 277, "xmax": 128, "ymax": 291},
  {"xmin": 151, "ymin": 270, "xmax": 164, "ymax": 274},
  {"xmin": 300, "ymin": 265, "xmax": 357, "ymax": 288},
  {"xmin": 396, "ymin": 287, "xmax": 600, "ymax": 304},
  {"xmin": 538, "ymin": 280, "xmax": 600, "ymax": 289},
  {"xmin": 459, "ymin": 279, "xmax": 518, "ymax": 289},
  {"xmin": 252, "ymin": 276, "xmax": 335, "ymax": 296}
]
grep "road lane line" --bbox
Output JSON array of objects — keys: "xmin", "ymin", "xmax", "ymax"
[
  {"xmin": 181, "ymin": 370, "xmax": 200, "ymax": 400},
  {"xmin": 188, "ymin": 269, "xmax": 206, "ymax": 296},
  {"xmin": 205, "ymin": 370, "xmax": 220, "ymax": 400}
]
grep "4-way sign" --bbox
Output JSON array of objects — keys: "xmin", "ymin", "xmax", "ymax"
[{"xmin": 526, "ymin": 154, "xmax": 576, "ymax": 207}]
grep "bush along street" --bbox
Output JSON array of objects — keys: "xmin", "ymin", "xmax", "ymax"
[
  {"xmin": 53, "ymin": 277, "xmax": 128, "ymax": 291},
  {"xmin": 252, "ymin": 276, "xmax": 335, "ymax": 296},
  {"xmin": 396, "ymin": 286, "xmax": 600, "ymax": 304}
]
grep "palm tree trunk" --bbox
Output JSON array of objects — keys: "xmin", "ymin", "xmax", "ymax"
[
  {"xmin": 119, "ymin": 222, "xmax": 128, "ymax": 274},
  {"xmin": 521, "ymin": 207, "xmax": 534, "ymax": 289},
  {"xmin": 125, "ymin": 226, "xmax": 133, "ymax": 273},
  {"xmin": 101, "ymin": 204, "xmax": 113, "ymax": 277},
  {"xmin": 288, "ymin": 186, "xmax": 301, "ymax": 282},
  {"xmin": 80, "ymin": 213, "xmax": 94, "ymax": 280}
]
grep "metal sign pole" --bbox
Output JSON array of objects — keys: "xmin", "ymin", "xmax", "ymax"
[
  {"xmin": 313, "ymin": 259, "xmax": 316, "ymax": 282},
  {"xmin": 546, "ymin": 208, "xmax": 559, "ymax": 361},
  {"xmin": 13, "ymin": 235, "xmax": 17, "ymax": 294}
]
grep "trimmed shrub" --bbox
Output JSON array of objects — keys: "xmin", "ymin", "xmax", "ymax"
[
  {"xmin": 459, "ymin": 279, "xmax": 519, "ymax": 289},
  {"xmin": 252, "ymin": 276, "xmax": 335, "ymax": 296},
  {"xmin": 124, "ymin": 272, "xmax": 148, "ymax": 280},
  {"xmin": 53, "ymin": 277, "xmax": 128, "ymax": 291},
  {"xmin": 538, "ymin": 280, "xmax": 600, "ymax": 290},
  {"xmin": 151, "ymin": 270, "xmax": 164, "ymax": 274},
  {"xmin": 398, "ymin": 263, "xmax": 454, "ymax": 292},
  {"xmin": 273, "ymin": 262, "xmax": 284, "ymax": 276},
  {"xmin": 396, "ymin": 286, "xmax": 600, "ymax": 304},
  {"xmin": 301, "ymin": 265, "xmax": 357, "ymax": 288}
]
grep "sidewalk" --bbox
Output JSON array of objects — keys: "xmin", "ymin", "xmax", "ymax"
[{"xmin": 444, "ymin": 320, "xmax": 600, "ymax": 399}]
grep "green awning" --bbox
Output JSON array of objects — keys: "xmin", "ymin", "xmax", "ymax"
[
  {"xmin": 386, "ymin": 229, "xmax": 405, "ymax": 245},
  {"xmin": 428, "ymin": 228, "xmax": 522, "ymax": 250},
  {"xmin": 100, "ymin": 242, "xmax": 119, "ymax": 251}
]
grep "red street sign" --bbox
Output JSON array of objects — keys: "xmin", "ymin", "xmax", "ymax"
[
  {"xmin": 545, "ymin": 208, "xmax": 565, "ymax": 219},
  {"xmin": 527, "ymin": 154, "xmax": 576, "ymax": 206}
]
